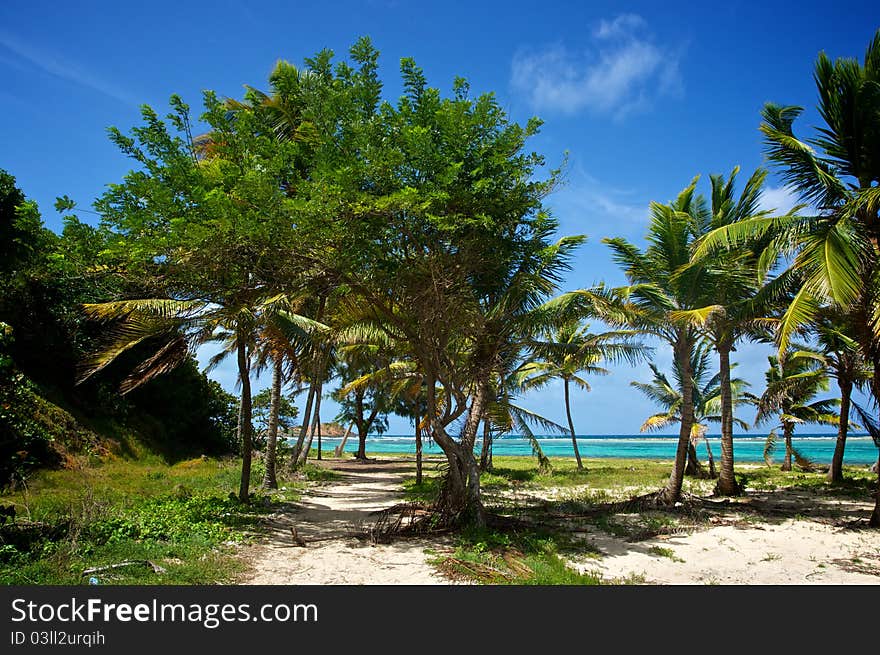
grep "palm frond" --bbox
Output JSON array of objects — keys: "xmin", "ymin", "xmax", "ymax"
[{"xmin": 763, "ymin": 429, "xmax": 778, "ymax": 467}]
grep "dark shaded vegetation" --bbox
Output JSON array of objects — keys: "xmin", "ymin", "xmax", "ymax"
[{"xmin": 0, "ymin": 169, "xmax": 239, "ymax": 488}]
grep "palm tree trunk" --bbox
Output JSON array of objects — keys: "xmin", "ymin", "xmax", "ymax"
[
  {"xmin": 236, "ymin": 333, "xmax": 253, "ymax": 503},
  {"xmin": 291, "ymin": 295, "xmax": 326, "ymax": 468},
  {"xmin": 262, "ymin": 357, "xmax": 283, "ymax": 489},
  {"xmin": 870, "ymin": 364, "xmax": 880, "ymax": 527},
  {"xmin": 782, "ymin": 423, "xmax": 793, "ymax": 472},
  {"xmin": 415, "ymin": 416, "xmax": 423, "ymax": 485},
  {"xmin": 333, "ymin": 422, "xmax": 354, "ymax": 457},
  {"xmin": 660, "ymin": 337, "xmax": 696, "ymax": 505},
  {"xmin": 870, "ymin": 450, "xmax": 880, "ymax": 528},
  {"xmin": 355, "ymin": 390, "xmax": 368, "ymax": 461},
  {"xmin": 316, "ymin": 420, "xmax": 322, "ymax": 460},
  {"xmin": 290, "ymin": 382, "xmax": 315, "ymax": 467},
  {"xmin": 479, "ymin": 418, "xmax": 493, "ymax": 472},
  {"xmin": 297, "ymin": 381, "xmax": 322, "ymax": 466},
  {"xmin": 564, "ymin": 378, "xmax": 583, "ymax": 470},
  {"xmin": 704, "ymin": 437, "xmax": 716, "ymax": 479},
  {"xmin": 716, "ymin": 341, "xmax": 738, "ymax": 494},
  {"xmin": 827, "ymin": 379, "xmax": 852, "ymax": 483},
  {"xmin": 685, "ymin": 440, "xmax": 704, "ymax": 477}
]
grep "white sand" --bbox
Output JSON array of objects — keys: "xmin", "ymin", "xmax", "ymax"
[
  {"xmin": 240, "ymin": 460, "xmax": 449, "ymax": 585},
  {"xmin": 570, "ymin": 515, "xmax": 880, "ymax": 585}
]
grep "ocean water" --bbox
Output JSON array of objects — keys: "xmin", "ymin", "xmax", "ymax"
[{"xmin": 312, "ymin": 433, "xmax": 880, "ymax": 466}]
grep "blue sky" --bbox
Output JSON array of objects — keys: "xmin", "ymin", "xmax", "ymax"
[{"xmin": 2, "ymin": 1, "xmax": 877, "ymax": 435}]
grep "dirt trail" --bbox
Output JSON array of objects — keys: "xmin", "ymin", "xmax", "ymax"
[{"xmin": 241, "ymin": 459, "xmax": 450, "ymax": 585}]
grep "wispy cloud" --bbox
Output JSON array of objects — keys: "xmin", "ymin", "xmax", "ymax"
[
  {"xmin": 552, "ymin": 165, "xmax": 650, "ymax": 230},
  {"xmin": 510, "ymin": 13, "xmax": 683, "ymax": 120},
  {"xmin": 759, "ymin": 185, "xmax": 803, "ymax": 215},
  {"xmin": 0, "ymin": 30, "xmax": 136, "ymax": 106}
]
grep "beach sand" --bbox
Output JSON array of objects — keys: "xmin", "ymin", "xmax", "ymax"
[
  {"xmin": 572, "ymin": 518, "xmax": 880, "ymax": 584},
  {"xmin": 240, "ymin": 458, "xmax": 880, "ymax": 585}
]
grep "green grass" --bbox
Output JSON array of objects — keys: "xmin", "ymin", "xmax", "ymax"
[
  {"xmin": 433, "ymin": 527, "xmax": 604, "ymax": 585},
  {"xmin": 399, "ymin": 454, "xmax": 875, "ymax": 501},
  {"xmin": 737, "ymin": 466, "xmax": 877, "ymax": 498},
  {"xmin": 648, "ymin": 545, "xmax": 685, "ymax": 562},
  {"xmin": 0, "ymin": 456, "xmax": 309, "ymax": 585}
]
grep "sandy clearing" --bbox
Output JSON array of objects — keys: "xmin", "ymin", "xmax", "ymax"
[
  {"xmin": 570, "ymin": 515, "xmax": 880, "ymax": 585},
  {"xmin": 240, "ymin": 458, "xmax": 880, "ymax": 586}
]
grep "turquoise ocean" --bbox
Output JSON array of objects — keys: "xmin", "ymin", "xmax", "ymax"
[{"xmin": 316, "ymin": 433, "xmax": 880, "ymax": 466}]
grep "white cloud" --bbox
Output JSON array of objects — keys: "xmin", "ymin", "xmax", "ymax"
[
  {"xmin": 594, "ymin": 14, "xmax": 646, "ymax": 40},
  {"xmin": 0, "ymin": 30, "xmax": 136, "ymax": 106},
  {"xmin": 759, "ymin": 185, "xmax": 803, "ymax": 215},
  {"xmin": 510, "ymin": 14, "xmax": 683, "ymax": 120}
]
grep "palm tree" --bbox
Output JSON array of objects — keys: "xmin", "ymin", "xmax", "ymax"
[
  {"xmin": 517, "ymin": 320, "xmax": 645, "ymax": 470},
  {"xmin": 80, "ymin": 298, "xmax": 259, "ymax": 501},
  {"xmin": 756, "ymin": 349, "xmax": 842, "ymax": 471},
  {"xmin": 80, "ymin": 293, "xmax": 324, "ymax": 500},
  {"xmin": 694, "ymin": 30, "xmax": 880, "ymax": 522},
  {"xmin": 632, "ymin": 343, "xmax": 757, "ymax": 479},
  {"xmin": 682, "ymin": 166, "xmax": 781, "ymax": 495},
  {"xmin": 557, "ymin": 178, "xmax": 711, "ymax": 504},
  {"xmin": 804, "ymin": 314, "xmax": 870, "ymax": 482},
  {"xmin": 244, "ymin": 303, "xmax": 325, "ymax": 488}
]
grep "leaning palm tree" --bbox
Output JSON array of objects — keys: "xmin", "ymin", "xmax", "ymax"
[
  {"xmin": 79, "ymin": 297, "xmax": 253, "ymax": 501},
  {"xmin": 632, "ymin": 343, "xmax": 758, "ymax": 479},
  {"xmin": 516, "ymin": 320, "xmax": 645, "ymax": 470},
  {"xmin": 756, "ymin": 349, "xmax": 842, "ymax": 472},
  {"xmin": 81, "ymin": 294, "xmax": 324, "ymax": 500}
]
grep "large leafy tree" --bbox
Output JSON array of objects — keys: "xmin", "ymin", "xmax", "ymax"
[{"xmin": 290, "ymin": 41, "xmax": 575, "ymax": 526}]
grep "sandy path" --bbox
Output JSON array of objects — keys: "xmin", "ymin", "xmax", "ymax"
[{"xmin": 241, "ymin": 460, "xmax": 450, "ymax": 585}]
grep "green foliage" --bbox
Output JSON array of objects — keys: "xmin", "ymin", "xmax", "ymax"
[
  {"xmin": 252, "ymin": 387, "xmax": 298, "ymax": 438},
  {"xmin": 0, "ymin": 457, "xmax": 304, "ymax": 585},
  {"xmin": 85, "ymin": 495, "xmax": 246, "ymax": 545}
]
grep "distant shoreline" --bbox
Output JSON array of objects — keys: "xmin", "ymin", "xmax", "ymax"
[{"xmin": 309, "ymin": 433, "xmax": 879, "ymax": 466}]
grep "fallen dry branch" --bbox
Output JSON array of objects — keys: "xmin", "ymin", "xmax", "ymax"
[
  {"xmin": 81, "ymin": 560, "xmax": 166, "ymax": 578},
  {"xmin": 501, "ymin": 549, "xmax": 533, "ymax": 577},
  {"xmin": 439, "ymin": 557, "xmax": 511, "ymax": 583}
]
